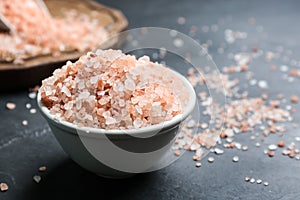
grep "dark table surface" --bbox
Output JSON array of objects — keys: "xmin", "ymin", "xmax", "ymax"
[{"xmin": 1, "ymin": 0, "xmax": 300, "ymax": 199}]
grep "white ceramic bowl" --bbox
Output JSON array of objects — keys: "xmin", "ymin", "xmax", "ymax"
[{"xmin": 37, "ymin": 70, "xmax": 196, "ymax": 178}]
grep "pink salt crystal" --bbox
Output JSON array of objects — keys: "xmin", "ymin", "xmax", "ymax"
[{"xmin": 133, "ymin": 118, "xmax": 143, "ymax": 128}]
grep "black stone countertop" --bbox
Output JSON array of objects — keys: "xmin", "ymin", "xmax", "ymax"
[{"xmin": 1, "ymin": 0, "xmax": 300, "ymax": 199}]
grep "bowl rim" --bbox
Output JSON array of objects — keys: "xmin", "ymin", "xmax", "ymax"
[{"xmin": 37, "ymin": 69, "xmax": 196, "ymax": 136}]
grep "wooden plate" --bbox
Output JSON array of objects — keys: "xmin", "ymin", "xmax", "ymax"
[{"xmin": 0, "ymin": 0, "xmax": 127, "ymax": 91}]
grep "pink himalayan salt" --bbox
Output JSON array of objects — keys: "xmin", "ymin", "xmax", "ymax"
[
  {"xmin": 40, "ymin": 49, "xmax": 188, "ymax": 130},
  {"xmin": 0, "ymin": 0, "xmax": 108, "ymax": 63}
]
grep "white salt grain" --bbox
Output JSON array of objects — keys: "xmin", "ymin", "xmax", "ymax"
[
  {"xmin": 268, "ymin": 144, "xmax": 278, "ymax": 151},
  {"xmin": 26, "ymin": 103, "xmax": 32, "ymax": 109},
  {"xmin": 22, "ymin": 120, "xmax": 28, "ymax": 126},
  {"xmin": 30, "ymin": 108, "xmax": 37, "ymax": 114},
  {"xmin": 33, "ymin": 175, "xmax": 41, "ymax": 183},
  {"xmin": 208, "ymin": 157, "xmax": 215, "ymax": 163},
  {"xmin": 28, "ymin": 92, "xmax": 37, "ymax": 99},
  {"xmin": 258, "ymin": 80, "xmax": 268, "ymax": 89}
]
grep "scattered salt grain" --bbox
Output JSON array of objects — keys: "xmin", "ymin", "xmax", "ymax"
[
  {"xmin": 208, "ymin": 157, "xmax": 215, "ymax": 163},
  {"xmin": 232, "ymin": 156, "xmax": 239, "ymax": 162},
  {"xmin": 6, "ymin": 102, "xmax": 16, "ymax": 110},
  {"xmin": 268, "ymin": 144, "xmax": 278, "ymax": 151},
  {"xmin": 0, "ymin": 183, "xmax": 8, "ymax": 192},
  {"xmin": 22, "ymin": 120, "xmax": 28, "ymax": 126},
  {"xmin": 245, "ymin": 176, "xmax": 250, "ymax": 182},
  {"xmin": 258, "ymin": 80, "xmax": 268, "ymax": 89},
  {"xmin": 38, "ymin": 166, "xmax": 47, "ymax": 172},
  {"xmin": 195, "ymin": 162, "xmax": 202, "ymax": 168},
  {"xmin": 33, "ymin": 175, "xmax": 41, "ymax": 183},
  {"xmin": 177, "ymin": 17, "xmax": 186, "ymax": 25},
  {"xmin": 25, "ymin": 103, "xmax": 31, "ymax": 109},
  {"xmin": 263, "ymin": 182, "xmax": 269, "ymax": 186},
  {"xmin": 28, "ymin": 92, "xmax": 37, "ymax": 99},
  {"xmin": 290, "ymin": 95, "xmax": 299, "ymax": 103},
  {"xmin": 30, "ymin": 108, "xmax": 37, "ymax": 114},
  {"xmin": 242, "ymin": 146, "xmax": 249, "ymax": 151},
  {"xmin": 214, "ymin": 148, "xmax": 224, "ymax": 155},
  {"xmin": 280, "ymin": 65, "xmax": 289, "ymax": 72}
]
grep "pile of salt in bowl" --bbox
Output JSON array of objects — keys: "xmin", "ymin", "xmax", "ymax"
[{"xmin": 39, "ymin": 49, "xmax": 187, "ymax": 130}]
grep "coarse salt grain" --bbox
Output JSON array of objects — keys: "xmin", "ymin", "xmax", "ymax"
[
  {"xmin": 30, "ymin": 108, "xmax": 37, "ymax": 114},
  {"xmin": 28, "ymin": 92, "xmax": 37, "ymax": 99},
  {"xmin": 22, "ymin": 120, "xmax": 28, "ymax": 126},
  {"xmin": 0, "ymin": 183, "xmax": 8, "ymax": 192},
  {"xmin": 195, "ymin": 162, "xmax": 202, "ymax": 168},
  {"xmin": 263, "ymin": 182, "xmax": 269, "ymax": 186},
  {"xmin": 232, "ymin": 156, "xmax": 239, "ymax": 162},
  {"xmin": 6, "ymin": 102, "xmax": 16, "ymax": 110},
  {"xmin": 208, "ymin": 157, "xmax": 215, "ymax": 163},
  {"xmin": 256, "ymin": 179, "xmax": 262, "ymax": 184},
  {"xmin": 33, "ymin": 175, "xmax": 41, "ymax": 183},
  {"xmin": 38, "ymin": 166, "xmax": 47, "ymax": 172},
  {"xmin": 25, "ymin": 103, "xmax": 31, "ymax": 109}
]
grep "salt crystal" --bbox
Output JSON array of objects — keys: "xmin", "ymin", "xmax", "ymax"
[
  {"xmin": 78, "ymin": 91, "xmax": 90, "ymax": 100},
  {"xmin": 28, "ymin": 92, "xmax": 37, "ymax": 99},
  {"xmin": 6, "ymin": 102, "xmax": 16, "ymax": 110},
  {"xmin": 208, "ymin": 157, "xmax": 215, "ymax": 163},
  {"xmin": 22, "ymin": 120, "xmax": 28, "ymax": 126},
  {"xmin": 61, "ymin": 86, "xmax": 71, "ymax": 97},
  {"xmin": 256, "ymin": 179, "xmax": 262, "ymax": 184},
  {"xmin": 280, "ymin": 65, "xmax": 289, "ymax": 72},
  {"xmin": 26, "ymin": 103, "xmax": 32, "ymax": 109},
  {"xmin": 177, "ymin": 17, "xmax": 186, "ymax": 25},
  {"xmin": 258, "ymin": 80, "xmax": 268, "ymax": 89},
  {"xmin": 0, "ymin": 183, "xmax": 8, "ymax": 192},
  {"xmin": 214, "ymin": 148, "xmax": 224, "ymax": 155},
  {"xmin": 119, "ymin": 99, "xmax": 125, "ymax": 107},
  {"xmin": 124, "ymin": 78, "xmax": 136, "ymax": 91},
  {"xmin": 249, "ymin": 79, "xmax": 257, "ymax": 86},
  {"xmin": 33, "ymin": 175, "xmax": 41, "ymax": 183},
  {"xmin": 30, "ymin": 108, "xmax": 37, "ymax": 114},
  {"xmin": 224, "ymin": 129, "xmax": 234, "ymax": 137},
  {"xmin": 268, "ymin": 144, "xmax": 278, "ymax": 151},
  {"xmin": 263, "ymin": 182, "xmax": 269, "ymax": 186},
  {"xmin": 90, "ymin": 76, "xmax": 99, "ymax": 84},
  {"xmin": 105, "ymin": 116, "xmax": 116, "ymax": 125},
  {"xmin": 133, "ymin": 118, "xmax": 143, "ymax": 128},
  {"xmin": 232, "ymin": 156, "xmax": 239, "ymax": 162}
]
